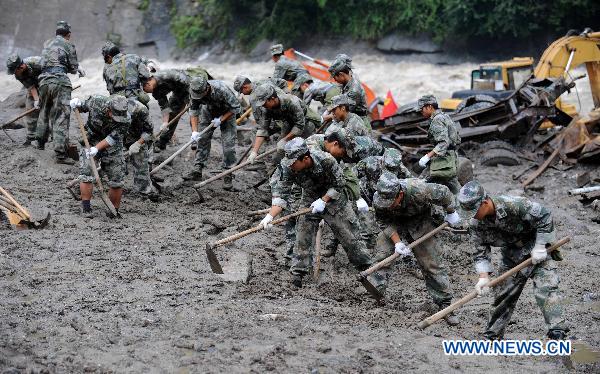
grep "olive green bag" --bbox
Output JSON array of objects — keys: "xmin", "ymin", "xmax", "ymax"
[{"xmin": 429, "ymin": 153, "xmax": 457, "ymax": 179}]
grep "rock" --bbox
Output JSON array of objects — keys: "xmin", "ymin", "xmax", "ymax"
[
  {"xmin": 258, "ymin": 313, "xmax": 286, "ymax": 321},
  {"xmin": 248, "ymin": 39, "xmax": 275, "ymax": 61},
  {"xmin": 376, "ymin": 33, "xmax": 441, "ymax": 54}
]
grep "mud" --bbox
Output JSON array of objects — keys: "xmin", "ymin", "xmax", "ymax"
[{"xmin": 1, "ymin": 59, "xmax": 599, "ymax": 373}]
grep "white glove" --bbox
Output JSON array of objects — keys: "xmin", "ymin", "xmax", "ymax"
[
  {"xmin": 128, "ymin": 142, "xmax": 142, "ymax": 155},
  {"xmin": 445, "ymin": 211, "xmax": 461, "ymax": 227},
  {"xmin": 191, "ymin": 131, "xmax": 201, "ymax": 142},
  {"xmin": 160, "ymin": 122, "xmax": 169, "ymax": 132},
  {"xmin": 276, "ymin": 138, "xmax": 287, "ymax": 151},
  {"xmin": 260, "ymin": 214, "xmax": 273, "ymax": 230},
  {"xmin": 531, "ymin": 243, "xmax": 547, "ymax": 264},
  {"xmin": 85, "ymin": 146, "xmax": 98, "ymax": 159},
  {"xmin": 311, "ymin": 198, "xmax": 326, "ymax": 214},
  {"xmin": 211, "ymin": 117, "xmax": 221, "ymax": 128},
  {"xmin": 69, "ymin": 98, "xmax": 82, "ymax": 110},
  {"xmin": 247, "ymin": 150, "xmax": 258, "ymax": 164},
  {"xmin": 394, "ymin": 242, "xmax": 411, "ymax": 257},
  {"xmin": 78, "ymin": 67, "xmax": 86, "ymax": 77},
  {"xmin": 356, "ymin": 198, "xmax": 369, "ymax": 213},
  {"xmin": 418, "ymin": 154, "xmax": 431, "ymax": 168},
  {"xmin": 33, "ymin": 100, "xmax": 40, "ymax": 110},
  {"xmin": 475, "ymin": 277, "xmax": 491, "ymax": 296}
]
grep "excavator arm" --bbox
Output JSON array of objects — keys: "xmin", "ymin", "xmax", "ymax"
[{"xmin": 534, "ymin": 30, "xmax": 600, "ymax": 108}]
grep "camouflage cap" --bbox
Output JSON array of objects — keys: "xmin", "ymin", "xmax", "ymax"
[
  {"xmin": 101, "ymin": 41, "xmax": 120, "ymax": 58},
  {"xmin": 382, "ymin": 148, "xmax": 403, "ymax": 172},
  {"xmin": 253, "ymin": 84, "xmax": 275, "ymax": 107},
  {"xmin": 363, "ymin": 156, "xmax": 383, "ymax": 181},
  {"xmin": 372, "ymin": 171, "xmax": 402, "ymax": 209},
  {"xmin": 457, "ymin": 180, "xmax": 487, "ymax": 217},
  {"xmin": 281, "ymin": 137, "xmax": 309, "ymax": 168},
  {"xmin": 6, "ymin": 54, "xmax": 22, "ymax": 75},
  {"xmin": 417, "ymin": 94, "xmax": 437, "ymax": 110},
  {"xmin": 233, "ymin": 74, "xmax": 250, "ymax": 93},
  {"xmin": 189, "ymin": 75, "xmax": 209, "ymax": 99},
  {"xmin": 56, "ymin": 21, "xmax": 71, "ymax": 33},
  {"xmin": 109, "ymin": 95, "xmax": 130, "ymax": 123},
  {"xmin": 324, "ymin": 124, "xmax": 351, "ymax": 149},
  {"xmin": 328, "ymin": 53, "xmax": 353, "ymax": 76},
  {"xmin": 270, "ymin": 44, "xmax": 284, "ymax": 56},
  {"xmin": 327, "ymin": 94, "xmax": 352, "ymax": 111},
  {"xmin": 292, "ymin": 74, "xmax": 313, "ymax": 91}
]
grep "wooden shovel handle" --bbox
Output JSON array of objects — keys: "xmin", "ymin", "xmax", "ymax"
[
  {"xmin": 153, "ymin": 104, "xmax": 190, "ymax": 139},
  {"xmin": 194, "ymin": 148, "xmax": 277, "ymax": 189},
  {"xmin": 0, "ymin": 199, "xmax": 28, "ymax": 221},
  {"xmin": 213, "ymin": 207, "xmax": 312, "ymax": 247},
  {"xmin": 0, "ymin": 186, "xmax": 30, "ymax": 219},
  {"xmin": 360, "ymin": 222, "xmax": 449, "ymax": 277},
  {"xmin": 236, "ymin": 108, "xmax": 252, "ymax": 125},
  {"xmin": 417, "ymin": 236, "xmax": 571, "ymax": 329}
]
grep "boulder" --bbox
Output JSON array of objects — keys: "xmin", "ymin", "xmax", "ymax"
[{"xmin": 376, "ymin": 33, "xmax": 441, "ymax": 54}]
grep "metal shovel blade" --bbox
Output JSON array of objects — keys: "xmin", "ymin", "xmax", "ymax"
[
  {"xmin": 205, "ymin": 243, "xmax": 224, "ymax": 274},
  {"xmin": 100, "ymin": 195, "xmax": 118, "ymax": 218},
  {"xmin": 357, "ymin": 274, "xmax": 384, "ymax": 301},
  {"xmin": 20, "ymin": 211, "xmax": 51, "ymax": 229}
]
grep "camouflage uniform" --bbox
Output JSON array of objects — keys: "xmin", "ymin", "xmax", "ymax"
[
  {"xmin": 103, "ymin": 52, "xmax": 151, "ymax": 105},
  {"xmin": 373, "ymin": 174, "xmax": 456, "ymax": 307},
  {"xmin": 125, "ymin": 98, "xmax": 153, "ymax": 194},
  {"xmin": 77, "ymin": 95, "xmax": 129, "ymax": 188},
  {"xmin": 7, "ymin": 55, "xmax": 42, "ymax": 141},
  {"xmin": 234, "ymin": 76, "xmax": 288, "ymax": 128},
  {"xmin": 303, "ymin": 81, "xmax": 341, "ymax": 113},
  {"xmin": 272, "ymin": 53, "xmax": 308, "ymax": 82},
  {"xmin": 271, "ymin": 138, "xmax": 384, "ymax": 289},
  {"xmin": 418, "ymin": 94, "xmax": 461, "ymax": 194},
  {"xmin": 458, "ymin": 182, "xmax": 568, "ymax": 339},
  {"xmin": 189, "ymin": 79, "xmax": 241, "ymax": 171},
  {"xmin": 151, "ymin": 69, "xmax": 191, "ymax": 149},
  {"xmin": 37, "ymin": 27, "xmax": 79, "ymax": 158},
  {"xmin": 290, "ymin": 74, "xmax": 313, "ymax": 100}
]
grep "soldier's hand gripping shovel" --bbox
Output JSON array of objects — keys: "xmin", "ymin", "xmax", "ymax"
[
  {"xmin": 417, "ymin": 236, "xmax": 570, "ymax": 329},
  {"xmin": 73, "ymin": 109, "xmax": 118, "ymax": 218},
  {"xmin": 0, "ymin": 186, "xmax": 51, "ymax": 229},
  {"xmin": 193, "ymin": 148, "xmax": 277, "ymax": 199},
  {"xmin": 205, "ymin": 207, "xmax": 312, "ymax": 274},
  {"xmin": 357, "ymin": 222, "xmax": 449, "ymax": 301},
  {"xmin": 153, "ymin": 104, "xmax": 190, "ymax": 140}
]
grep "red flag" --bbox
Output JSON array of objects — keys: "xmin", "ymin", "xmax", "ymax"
[{"xmin": 381, "ymin": 90, "xmax": 398, "ymax": 119}]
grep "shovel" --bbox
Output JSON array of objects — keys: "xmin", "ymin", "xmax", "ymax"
[
  {"xmin": 205, "ymin": 207, "xmax": 312, "ymax": 274},
  {"xmin": 193, "ymin": 148, "xmax": 277, "ymax": 199},
  {"xmin": 73, "ymin": 109, "xmax": 118, "ymax": 218},
  {"xmin": 236, "ymin": 107, "xmax": 253, "ymax": 126},
  {"xmin": 0, "ymin": 186, "xmax": 51, "ymax": 229},
  {"xmin": 357, "ymin": 222, "xmax": 449, "ymax": 301},
  {"xmin": 417, "ymin": 236, "xmax": 570, "ymax": 329},
  {"xmin": 153, "ymin": 104, "xmax": 190, "ymax": 140}
]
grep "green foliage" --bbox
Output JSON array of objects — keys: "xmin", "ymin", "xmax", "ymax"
[
  {"xmin": 138, "ymin": 0, "xmax": 149, "ymax": 11},
  {"xmin": 168, "ymin": 0, "xmax": 600, "ymax": 49}
]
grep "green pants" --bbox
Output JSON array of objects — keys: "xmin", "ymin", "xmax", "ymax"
[
  {"xmin": 193, "ymin": 109, "xmax": 237, "ymax": 170},
  {"xmin": 25, "ymin": 90, "xmax": 39, "ymax": 141},
  {"xmin": 484, "ymin": 244, "xmax": 568, "ymax": 339},
  {"xmin": 127, "ymin": 142, "xmax": 152, "ymax": 194},
  {"xmin": 37, "ymin": 82, "xmax": 71, "ymax": 157},
  {"xmin": 375, "ymin": 218, "xmax": 453, "ymax": 306},
  {"xmin": 79, "ymin": 142, "xmax": 126, "ymax": 188}
]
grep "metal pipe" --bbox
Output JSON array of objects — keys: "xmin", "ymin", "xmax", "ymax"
[{"xmin": 568, "ymin": 185, "xmax": 600, "ymax": 195}]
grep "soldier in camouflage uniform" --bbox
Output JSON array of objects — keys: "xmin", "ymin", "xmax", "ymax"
[
  {"xmin": 69, "ymin": 94, "xmax": 129, "ymax": 218},
  {"xmin": 37, "ymin": 21, "xmax": 83, "ymax": 163},
  {"xmin": 290, "ymin": 74, "xmax": 313, "ymax": 100},
  {"xmin": 124, "ymin": 98, "xmax": 156, "ymax": 198},
  {"xmin": 246, "ymin": 84, "xmax": 315, "ymax": 165},
  {"xmin": 373, "ymin": 172, "xmax": 462, "ymax": 325},
  {"xmin": 327, "ymin": 94, "xmax": 371, "ymax": 136},
  {"xmin": 6, "ymin": 54, "xmax": 43, "ymax": 145},
  {"xmin": 260, "ymin": 137, "xmax": 386, "ymax": 290},
  {"xmin": 417, "ymin": 95, "xmax": 462, "ymax": 194},
  {"xmin": 233, "ymin": 74, "xmax": 288, "ymax": 128},
  {"xmin": 303, "ymin": 80, "xmax": 341, "ymax": 126},
  {"xmin": 102, "ymin": 42, "xmax": 151, "ymax": 106},
  {"xmin": 270, "ymin": 44, "xmax": 308, "ymax": 82},
  {"xmin": 328, "ymin": 54, "xmax": 369, "ymax": 126},
  {"xmin": 142, "ymin": 69, "xmax": 192, "ymax": 152},
  {"xmin": 183, "ymin": 76, "xmax": 241, "ymax": 190},
  {"xmin": 458, "ymin": 181, "xmax": 569, "ymax": 340}
]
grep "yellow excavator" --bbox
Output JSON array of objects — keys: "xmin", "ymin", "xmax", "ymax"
[{"xmin": 441, "ymin": 29, "xmax": 600, "ymax": 120}]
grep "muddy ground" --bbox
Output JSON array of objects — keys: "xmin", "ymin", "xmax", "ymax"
[{"xmin": 1, "ymin": 88, "xmax": 600, "ymax": 373}]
